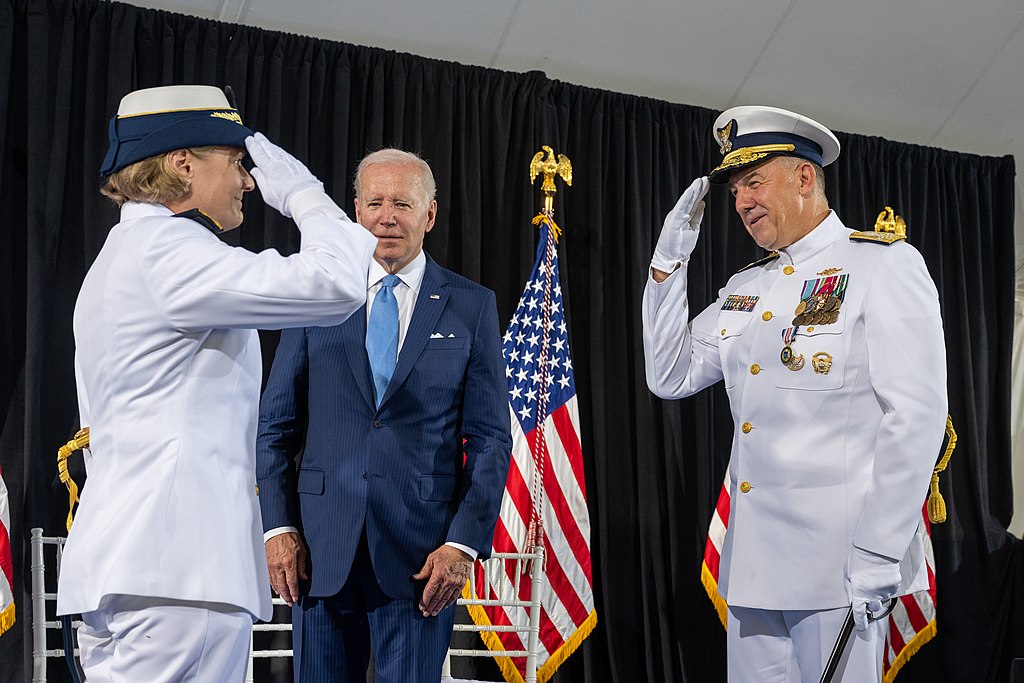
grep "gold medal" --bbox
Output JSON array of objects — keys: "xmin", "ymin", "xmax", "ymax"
[
  {"xmin": 788, "ymin": 353, "xmax": 805, "ymax": 371},
  {"xmin": 781, "ymin": 345, "xmax": 793, "ymax": 364},
  {"xmin": 794, "ymin": 300, "xmax": 808, "ymax": 316}
]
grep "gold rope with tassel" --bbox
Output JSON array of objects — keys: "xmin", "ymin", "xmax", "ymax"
[
  {"xmin": 57, "ymin": 427, "xmax": 89, "ymax": 532},
  {"xmin": 531, "ymin": 213, "xmax": 562, "ymax": 242},
  {"xmin": 927, "ymin": 416, "xmax": 956, "ymax": 523}
]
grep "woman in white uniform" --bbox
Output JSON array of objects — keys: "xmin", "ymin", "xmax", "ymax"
[{"xmin": 56, "ymin": 85, "xmax": 377, "ymax": 682}]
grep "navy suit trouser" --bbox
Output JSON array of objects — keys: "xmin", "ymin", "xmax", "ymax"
[{"xmin": 292, "ymin": 531, "xmax": 457, "ymax": 683}]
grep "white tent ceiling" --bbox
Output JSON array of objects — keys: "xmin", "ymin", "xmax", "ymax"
[
  {"xmin": 133, "ymin": 0, "xmax": 1024, "ymax": 259},
  {"xmin": 126, "ymin": 0, "xmax": 1024, "ymax": 534}
]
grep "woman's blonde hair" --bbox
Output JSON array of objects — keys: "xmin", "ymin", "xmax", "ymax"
[{"xmin": 100, "ymin": 147, "xmax": 215, "ymax": 207}]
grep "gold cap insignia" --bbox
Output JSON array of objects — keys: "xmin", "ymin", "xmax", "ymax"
[{"xmin": 716, "ymin": 120, "xmax": 735, "ymax": 155}]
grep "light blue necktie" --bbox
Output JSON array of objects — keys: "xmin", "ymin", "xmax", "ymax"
[{"xmin": 366, "ymin": 274, "xmax": 401, "ymax": 407}]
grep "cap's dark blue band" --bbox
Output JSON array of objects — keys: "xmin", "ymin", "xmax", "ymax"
[
  {"xmin": 100, "ymin": 109, "xmax": 254, "ymax": 177},
  {"xmin": 731, "ymin": 132, "xmax": 824, "ymax": 167}
]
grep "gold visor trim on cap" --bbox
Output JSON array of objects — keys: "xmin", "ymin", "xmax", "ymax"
[
  {"xmin": 711, "ymin": 143, "xmax": 796, "ymax": 176},
  {"xmin": 118, "ymin": 106, "xmax": 240, "ymax": 119}
]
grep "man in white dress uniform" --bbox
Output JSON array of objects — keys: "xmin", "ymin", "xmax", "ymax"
[
  {"xmin": 55, "ymin": 85, "xmax": 377, "ymax": 682},
  {"xmin": 642, "ymin": 106, "xmax": 947, "ymax": 682}
]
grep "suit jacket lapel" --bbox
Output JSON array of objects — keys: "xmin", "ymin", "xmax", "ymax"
[
  {"xmin": 380, "ymin": 256, "xmax": 449, "ymax": 408},
  {"xmin": 340, "ymin": 303, "xmax": 376, "ymax": 409}
]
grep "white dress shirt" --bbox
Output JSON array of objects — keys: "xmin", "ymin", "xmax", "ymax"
[{"xmin": 366, "ymin": 250, "xmax": 426, "ymax": 353}]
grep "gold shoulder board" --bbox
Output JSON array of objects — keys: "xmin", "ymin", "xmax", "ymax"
[
  {"xmin": 849, "ymin": 231, "xmax": 906, "ymax": 245},
  {"xmin": 737, "ymin": 251, "xmax": 780, "ymax": 273}
]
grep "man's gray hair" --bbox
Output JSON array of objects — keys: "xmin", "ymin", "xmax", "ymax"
[
  {"xmin": 354, "ymin": 148, "xmax": 436, "ymax": 203},
  {"xmin": 779, "ymin": 155, "xmax": 826, "ymax": 196}
]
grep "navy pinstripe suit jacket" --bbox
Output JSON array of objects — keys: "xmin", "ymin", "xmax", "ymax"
[{"xmin": 255, "ymin": 255, "xmax": 512, "ymax": 600}]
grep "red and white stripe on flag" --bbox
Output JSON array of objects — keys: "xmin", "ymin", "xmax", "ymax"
[
  {"xmin": 701, "ymin": 466, "xmax": 937, "ymax": 682},
  {"xmin": 0, "ymin": 467, "xmax": 15, "ymax": 636},
  {"xmin": 463, "ymin": 216, "xmax": 596, "ymax": 683}
]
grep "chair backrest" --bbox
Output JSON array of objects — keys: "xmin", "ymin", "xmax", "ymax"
[
  {"xmin": 444, "ymin": 547, "xmax": 546, "ymax": 683},
  {"xmin": 246, "ymin": 597, "xmax": 293, "ymax": 682},
  {"xmin": 29, "ymin": 528, "xmax": 78, "ymax": 683}
]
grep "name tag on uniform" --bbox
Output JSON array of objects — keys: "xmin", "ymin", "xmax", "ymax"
[{"xmin": 721, "ymin": 294, "xmax": 759, "ymax": 312}]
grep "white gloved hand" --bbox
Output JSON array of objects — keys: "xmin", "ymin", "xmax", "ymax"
[
  {"xmin": 846, "ymin": 546, "xmax": 901, "ymax": 631},
  {"xmin": 650, "ymin": 176, "xmax": 710, "ymax": 274},
  {"xmin": 244, "ymin": 132, "xmax": 324, "ymax": 218}
]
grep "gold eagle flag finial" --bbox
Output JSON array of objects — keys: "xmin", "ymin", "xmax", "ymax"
[{"xmin": 529, "ymin": 146, "xmax": 572, "ymax": 241}]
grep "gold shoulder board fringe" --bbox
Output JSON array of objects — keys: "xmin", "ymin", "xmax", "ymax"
[{"xmin": 850, "ymin": 231, "xmax": 906, "ymax": 245}]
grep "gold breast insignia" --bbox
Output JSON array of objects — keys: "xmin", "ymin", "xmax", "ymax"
[{"xmin": 811, "ymin": 352, "xmax": 833, "ymax": 375}]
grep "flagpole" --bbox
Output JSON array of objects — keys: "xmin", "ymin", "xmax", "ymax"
[
  {"xmin": 464, "ymin": 146, "xmax": 595, "ymax": 682},
  {"xmin": 524, "ymin": 147, "xmax": 573, "ymax": 557}
]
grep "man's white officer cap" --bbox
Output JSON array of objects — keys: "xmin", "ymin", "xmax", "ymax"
[
  {"xmin": 708, "ymin": 105, "xmax": 840, "ymax": 183},
  {"xmin": 99, "ymin": 85, "xmax": 254, "ymax": 177}
]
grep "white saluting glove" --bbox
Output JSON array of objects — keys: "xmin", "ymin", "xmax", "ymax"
[
  {"xmin": 245, "ymin": 132, "xmax": 324, "ymax": 218},
  {"xmin": 846, "ymin": 546, "xmax": 901, "ymax": 632},
  {"xmin": 650, "ymin": 176, "xmax": 710, "ymax": 275}
]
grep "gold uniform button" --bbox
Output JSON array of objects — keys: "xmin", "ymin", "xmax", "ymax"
[
  {"xmin": 783, "ymin": 265, "xmax": 795, "ymax": 275},
  {"xmin": 255, "ymin": 484, "xmax": 260, "ymax": 495},
  {"xmin": 762, "ymin": 311, "xmax": 773, "ymax": 321},
  {"xmin": 806, "ymin": 326, "xmax": 815, "ymax": 333},
  {"xmin": 750, "ymin": 364, "xmax": 761, "ymax": 375},
  {"xmin": 721, "ymin": 328, "xmax": 727, "ymax": 336},
  {"xmin": 740, "ymin": 481, "xmax": 752, "ymax": 493},
  {"xmin": 741, "ymin": 422, "xmax": 752, "ymax": 434}
]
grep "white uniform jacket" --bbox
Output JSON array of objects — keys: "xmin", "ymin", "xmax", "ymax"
[
  {"xmin": 58, "ymin": 199, "xmax": 377, "ymax": 621},
  {"xmin": 643, "ymin": 211, "xmax": 947, "ymax": 610}
]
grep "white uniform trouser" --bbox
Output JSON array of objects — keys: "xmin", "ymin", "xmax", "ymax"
[
  {"xmin": 727, "ymin": 605, "xmax": 886, "ymax": 683},
  {"xmin": 77, "ymin": 594, "xmax": 253, "ymax": 683}
]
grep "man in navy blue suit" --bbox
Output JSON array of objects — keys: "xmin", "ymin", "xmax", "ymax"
[{"xmin": 255, "ymin": 149, "xmax": 512, "ymax": 682}]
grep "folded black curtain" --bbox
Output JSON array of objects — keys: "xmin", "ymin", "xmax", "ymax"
[{"xmin": 0, "ymin": 1, "xmax": 1018, "ymax": 681}]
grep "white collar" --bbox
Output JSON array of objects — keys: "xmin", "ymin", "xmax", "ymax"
[
  {"xmin": 777, "ymin": 211, "xmax": 849, "ymax": 265},
  {"xmin": 368, "ymin": 249, "xmax": 426, "ymax": 294},
  {"xmin": 120, "ymin": 202, "xmax": 174, "ymax": 220}
]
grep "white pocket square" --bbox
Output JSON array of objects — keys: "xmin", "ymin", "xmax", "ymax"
[{"xmin": 430, "ymin": 333, "xmax": 444, "ymax": 339}]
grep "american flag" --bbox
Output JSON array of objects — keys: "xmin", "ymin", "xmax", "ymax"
[
  {"xmin": 0, "ymin": 467, "xmax": 14, "ymax": 636},
  {"xmin": 701, "ymin": 466, "xmax": 937, "ymax": 682},
  {"xmin": 463, "ymin": 215, "xmax": 596, "ymax": 683}
]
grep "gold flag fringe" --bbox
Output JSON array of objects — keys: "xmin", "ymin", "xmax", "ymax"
[
  {"xmin": 0, "ymin": 601, "xmax": 14, "ymax": 636},
  {"xmin": 883, "ymin": 619, "xmax": 936, "ymax": 683},
  {"xmin": 536, "ymin": 610, "xmax": 596, "ymax": 683},
  {"xmin": 700, "ymin": 561, "xmax": 729, "ymax": 629}
]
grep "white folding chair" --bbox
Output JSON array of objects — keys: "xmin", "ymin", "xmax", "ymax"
[
  {"xmin": 29, "ymin": 527, "xmax": 81, "ymax": 683},
  {"xmin": 33, "ymin": 526, "xmax": 297, "ymax": 683},
  {"xmin": 443, "ymin": 547, "xmax": 545, "ymax": 683}
]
